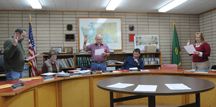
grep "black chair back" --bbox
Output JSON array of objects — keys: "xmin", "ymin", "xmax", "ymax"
[{"xmin": 211, "ymin": 65, "xmax": 216, "ymax": 69}]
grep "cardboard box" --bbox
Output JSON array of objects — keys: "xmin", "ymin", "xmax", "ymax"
[{"xmin": 145, "ymin": 46, "xmax": 156, "ymax": 52}]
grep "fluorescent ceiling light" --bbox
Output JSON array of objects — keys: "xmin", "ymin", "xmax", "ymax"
[
  {"xmin": 106, "ymin": 0, "xmax": 122, "ymax": 10},
  {"xmin": 158, "ymin": 0, "xmax": 187, "ymax": 12},
  {"xmin": 28, "ymin": 0, "xmax": 42, "ymax": 9}
]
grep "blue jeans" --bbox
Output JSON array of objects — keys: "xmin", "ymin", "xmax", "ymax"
[
  {"xmin": 91, "ymin": 62, "xmax": 106, "ymax": 71},
  {"xmin": 6, "ymin": 70, "xmax": 23, "ymax": 81}
]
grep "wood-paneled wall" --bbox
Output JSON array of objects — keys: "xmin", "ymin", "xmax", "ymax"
[{"xmin": 0, "ymin": 11, "xmax": 200, "ymax": 70}]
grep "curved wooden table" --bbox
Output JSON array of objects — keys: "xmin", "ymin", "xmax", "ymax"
[
  {"xmin": 97, "ymin": 75, "xmax": 215, "ymax": 107},
  {"xmin": 0, "ymin": 69, "xmax": 216, "ymax": 107}
]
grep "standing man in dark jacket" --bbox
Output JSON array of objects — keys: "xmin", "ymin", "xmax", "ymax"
[{"xmin": 4, "ymin": 28, "xmax": 33, "ymax": 80}]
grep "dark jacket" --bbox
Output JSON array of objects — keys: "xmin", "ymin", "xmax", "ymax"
[{"xmin": 4, "ymin": 36, "xmax": 25, "ymax": 72}]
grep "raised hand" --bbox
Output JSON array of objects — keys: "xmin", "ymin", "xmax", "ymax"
[
  {"xmin": 13, "ymin": 32, "xmax": 19, "ymax": 46},
  {"xmin": 84, "ymin": 35, "xmax": 89, "ymax": 42},
  {"xmin": 187, "ymin": 40, "xmax": 190, "ymax": 45}
]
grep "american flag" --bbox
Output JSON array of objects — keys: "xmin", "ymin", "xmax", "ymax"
[{"xmin": 29, "ymin": 20, "xmax": 37, "ymax": 77}]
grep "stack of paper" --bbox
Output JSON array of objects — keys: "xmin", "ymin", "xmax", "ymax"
[
  {"xmin": 112, "ymin": 71, "xmax": 121, "ymax": 73},
  {"xmin": 107, "ymin": 82, "xmax": 134, "ymax": 88},
  {"xmin": 134, "ymin": 85, "xmax": 157, "ymax": 92},
  {"xmin": 41, "ymin": 73, "xmax": 57, "ymax": 76},
  {"xmin": 184, "ymin": 69, "xmax": 195, "ymax": 72},
  {"xmin": 19, "ymin": 76, "xmax": 42, "ymax": 81},
  {"xmin": 141, "ymin": 70, "xmax": 150, "ymax": 72},
  {"xmin": 0, "ymin": 84, "xmax": 13, "ymax": 89},
  {"xmin": 95, "ymin": 49, "xmax": 104, "ymax": 55},
  {"xmin": 184, "ymin": 45, "xmax": 196, "ymax": 54},
  {"xmin": 165, "ymin": 83, "xmax": 191, "ymax": 90}
]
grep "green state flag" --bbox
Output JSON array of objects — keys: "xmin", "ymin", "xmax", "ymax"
[{"xmin": 172, "ymin": 22, "xmax": 181, "ymax": 66}]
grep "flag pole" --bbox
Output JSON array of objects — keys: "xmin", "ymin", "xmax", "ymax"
[
  {"xmin": 29, "ymin": 13, "xmax": 31, "ymax": 77},
  {"xmin": 29, "ymin": 13, "xmax": 31, "ymax": 21},
  {"xmin": 173, "ymin": 20, "xmax": 175, "ymax": 30}
]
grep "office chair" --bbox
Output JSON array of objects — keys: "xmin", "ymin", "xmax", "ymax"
[
  {"xmin": 162, "ymin": 64, "xmax": 178, "ymax": 69},
  {"xmin": 211, "ymin": 65, "xmax": 216, "ymax": 69}
]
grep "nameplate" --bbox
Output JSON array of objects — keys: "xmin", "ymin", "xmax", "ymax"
[
  {"xmin": 43, "ymin": 76, "xmax": 54, "ymax": 81},
  {"xmin": 11, "ymin": 83, "xmax": 25, "ymax": 90}
]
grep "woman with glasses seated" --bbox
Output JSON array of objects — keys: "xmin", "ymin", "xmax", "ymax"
[{"xmin": 42, "ymin": 50, "xmax": 61, "ymax": 73}]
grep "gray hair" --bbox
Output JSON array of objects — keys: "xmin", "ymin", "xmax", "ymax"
[
  {"xmin": 48, "ymin": 50, "xmax": 58, "ymax": 58},
  {"xmin": 95, "ymin": 34, "xmax": 103, "ymax": 39}
]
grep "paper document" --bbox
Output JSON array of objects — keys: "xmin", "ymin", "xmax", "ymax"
[
  {"xmin": 112, "ymin": 71, "xmax": 121, "ymax": 73},
  {"xmin": 141, "ymin": 70, "xmax": 150, "ymax": 72},
  {"xmin": 184, "ymin": 45, "xmax": 196, "ymax": 54},
  {"xmin": 107, "ymin": 82, "xmax": 134, "ymax": 88},
  {"xmin": 26, "ymin": 53, "xmax": 41, "ymax": 60},
  {"xmin": 19, "ymin": 76, "xmax": 42, "ymax": 81},
  {"xmin": 0, "ymin": 84, "xmax": 13, "ymax": 89},
  {"xmin": 41, "ymin": 72, "xmax": 57, "ymax": 76},
  {"xmin": 184, "ymin": 69, "xmax": 195, "ymax": 72},
  {"xmin": 95, "ymin": 49, "xmax": 104, "ymax": 55},
  {"xmin": 134, "ymin": 85, "xmax": 157, "ymax": 92},
  {"xmin": 107, "ymin": 67, "xmax": 116, "ymax": 70},
  {"xmin": 165, "ymin": 83, "xmax": 191, "ymax": 90},
  {"xmin": 116, "ymin": 61, "xmax": 124, "ymax": 64}
]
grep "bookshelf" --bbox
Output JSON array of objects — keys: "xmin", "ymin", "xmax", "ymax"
[
  {"xmin": 42, "ymin": 52, "xmax": 162, "ymax": 70},
  {"xmin": 75, "ymin": 54, "xmax": 91, "ymax": 68},
  {"xmin": 107, "ymin": 52, "xmax": 162, "ymax": 69}
]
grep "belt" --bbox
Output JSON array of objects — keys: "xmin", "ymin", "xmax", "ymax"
[{"xmin": 92, "ymin": 61, "xmax": 105, "ymax": 64}]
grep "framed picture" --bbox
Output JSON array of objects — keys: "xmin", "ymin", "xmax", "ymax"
[
  {"xmin": 78, "ymin": 17, "xmax": 122, "ymax": 51},
  {"xmin": 63, "ymin": 47, "xmax": 73, "ymax": 53},
  {"xmin": 65, "ymin": 34, "xmax": 75, "ymax": 41},
  {"xmin": 134, "ymin": 35, "xmax": 159, "ymax": 52},
  {"xmin": 51, "ymin": 47, "xmax": 62, "ymax": 53}
]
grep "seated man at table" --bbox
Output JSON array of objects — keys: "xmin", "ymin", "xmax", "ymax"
[{"xmin": 120, "ymin": 48, "xmax": 144, "ymax": 70}]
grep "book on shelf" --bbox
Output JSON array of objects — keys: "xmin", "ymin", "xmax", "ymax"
[
  {"xmin": 76, "ymin": 56, "xmax": 91, "ymax": 67},
  {"xmin": 66, "ymin": 59, "xmax": 72, "ymax": 67},
  {"xmin": 142, "ymin": 54, "xmax": 160, "ymax": 65},
  {"xmin": 60, "ymin": 59, "xmax": 67, "ymax": 67},
  {"xmin": 68, "ymin": 57, "xmax": 74, "ymax": 67},
  {"xmin": 63, "ymin": 59, "xmax": 68, "ymax": 67},
  {"xmin": 58, "ymin": 59, "xmax": 64, "ymax": 68},
  {"xmin": 43, "ymin": 58, "xmax": 48, "ymax": 62},
  {"xmin": 57, "ymin": 58, "xmax": 74, "ymax": 68}
]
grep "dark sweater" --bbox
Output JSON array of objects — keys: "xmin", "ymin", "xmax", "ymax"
[
  {"xmin": 3, "ymin": 36, "xmax": 25, "ymax": 72},
  {"xmin": 193, "ymin": 42, "xmax": 211, "ymax": 62},
  {"xmin": 121, "ymin": 56, "xmax": 144, "ymax": 70}
]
